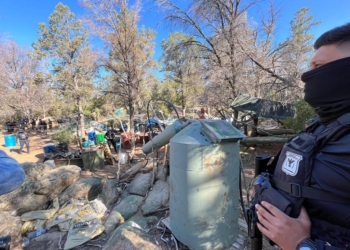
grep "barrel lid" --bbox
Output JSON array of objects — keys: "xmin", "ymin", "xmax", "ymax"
[{"xmin": 200, "ymin": 120, "xmax": 246, "ymax": 143}]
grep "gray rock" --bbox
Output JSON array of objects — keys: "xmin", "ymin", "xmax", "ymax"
[
  {"xmin": 125, "ymin": 216, "xmax": 158, "ymax": 232},
  {"xmin": 34, "ymin": 165, "xmax": 81, "ymax": 200},
  {"xmin": 102, "ymin": 218, "xmax": 160, "ymax": 250},
  {"xmin": 127, "ymin": 173, "xmax": 152, "ymax": 196},
  {"xmin": 120, "ymin": 189, "xmax": 130, "ymax": 200},
  {"xmin": 0, "ymin": 212, "xmax": 23, "ymax": 250},
  {"xmin": 99, "ymin": 178, "xmax": 120, "ymax": 209},
  {"xmin": 112, "ymin": 195, "xmax": 144, "ymax": 220},
  {"xmin": 0, "ymin": 181, "xmax": 49, "ymax": 215},
  {"xmin": 104, "ymin": 211, "xmax": 124, "ymax": 234},
  {"xmin": 21, "ymin": 162, "xmax": 53, "ymax": 181},
  {"xmin": 156, "ymin": 163, "xmax": 168, "ymax": 182},
  {"xmin": 142, "ymin": 180, "xmax": 170, "ymax": 215},
  {"xmin": 25, "ymin": 231, "xmax": 67, "ymax": 250},
  {"xmin": 58, "ymin": 177, "xmax": 102, "ymax": 206}
]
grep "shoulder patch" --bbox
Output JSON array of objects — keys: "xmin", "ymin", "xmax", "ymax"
[{"xmin": 282, "ymin": 151, "xmax": 303, "ymax": 176}]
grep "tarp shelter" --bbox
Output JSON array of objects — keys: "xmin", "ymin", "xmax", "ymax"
[{"xmin": 230, "ymin": 95, "xmax": 295, "ymax": 120}]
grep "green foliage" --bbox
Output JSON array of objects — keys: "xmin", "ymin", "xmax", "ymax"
[
  {"xmin": 160, "ymin": 32, "xmax": 205, "ymax": 110},
  {"xmin": 33, "ymin": 3, "xmax": 97, "ymax": 136},
  {"xmin": 284, "ymin": 98, "xmax": 315, "ymax": 132},
  {"xmin": 51, "ymin": 130, "xmax": 75, "ymax": 144}
]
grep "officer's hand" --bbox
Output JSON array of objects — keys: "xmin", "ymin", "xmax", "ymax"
[{"xmin": 256, "ymin": 201, "xmax": 311, "ymax": 250}]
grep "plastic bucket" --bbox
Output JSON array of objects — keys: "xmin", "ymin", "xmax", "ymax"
[
  {"xmin": 43, "ymin": 143, "xmax": 56, "ymax": 154},
  {"xmin": 4, "ymin": 135, "xmax": 16, "ymax": 147},
  {"xmin": 119, "ymin": 151, "xmax": 128, "ymax": 165},
  {"xmin": 82, "ymin": 141, "xmax": 89, "ymax": 148},
  {"xmin": 96, "ymin": 133, "xmax": 105, "ymax": 144},
  {"xmin": 88, "ymin": 140, "xmax": 95, "ymax": 146},
  {"xmin": 121, "ymin": 132, "xmax": 134, "ymax": 149}
]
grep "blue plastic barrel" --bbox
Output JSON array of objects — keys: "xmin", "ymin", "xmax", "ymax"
[
  {"xmin": 4, "ymin": 135, "xmax": 16, "ymax": 147},
  {"xmin": 43, "ymin": 143, "xmax": 56, "ymax": 154}
]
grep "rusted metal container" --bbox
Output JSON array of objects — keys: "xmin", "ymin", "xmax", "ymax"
[{"xmin": 169, "ymin": 120, "xmax": 245, "ymax": 250}]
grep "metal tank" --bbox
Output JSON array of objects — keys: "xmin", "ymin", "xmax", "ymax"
[{"xmin": 169, "ymin": 120, "xmax": 246, "ymax": 250}]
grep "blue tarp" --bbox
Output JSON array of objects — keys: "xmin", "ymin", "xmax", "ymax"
[
  {"xmin": 0, "ymin": 150, "xmax": 25, "ymax": 195},
  {"xmin": 146, "ymin": 118, "xmax": 160, "ymax": 127}
]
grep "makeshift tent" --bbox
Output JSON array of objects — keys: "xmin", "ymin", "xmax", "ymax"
[{"xmin": 230, "ymin": 95, "xmax": 295, "ymax": 120}]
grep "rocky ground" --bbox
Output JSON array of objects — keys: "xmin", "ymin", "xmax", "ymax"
[{"xmin": 0, "ymin": 126, "xmax": 282, "ymax": 250}]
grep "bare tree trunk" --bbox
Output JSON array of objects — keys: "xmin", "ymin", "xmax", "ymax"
[
  {"xmin": 77, "ymin": 97, "xmax": 85, "ymax": 144},
  {"xmin": 128, "ymin": 97, "xmax": 135, "ymax": 161},
  {"xmin": 233, "ymin": 110, "xmax": 239, "ymax": 126},
  {"xmin": 251, "ymin": 115, "xmax": 258, "ymax": 137}
]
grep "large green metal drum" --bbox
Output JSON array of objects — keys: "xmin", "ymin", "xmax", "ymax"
[{"xmin": 169, "ymin": 120, "xmax": 245, "ymax": 250}]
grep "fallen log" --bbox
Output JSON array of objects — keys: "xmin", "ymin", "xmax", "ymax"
[
  {"xmin": 257, "ymin": 128, "xmax": 295, "ymax": 136},
  {"xmin": 241, "ymin": 136, "xmax": 292, "ymax": 146},
  {"xmin": 119, "ymin": 159, "xmax": 147, "ymax": 182}
]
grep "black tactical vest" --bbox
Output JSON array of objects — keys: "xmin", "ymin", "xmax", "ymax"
[{"xmin": 272, "ymin": 113, "xmax": 350, "ymax": 248}]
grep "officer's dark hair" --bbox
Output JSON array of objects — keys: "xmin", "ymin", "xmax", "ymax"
[{"xmin": 314, "ymin": 22, "xmax": 350, "ymax": 50}]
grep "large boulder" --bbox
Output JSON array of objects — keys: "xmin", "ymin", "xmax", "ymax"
[
  {"xmin": 34, "ymin": 165, "xmax": 81, "ymax": 200},
  {"xmin": 127, "ymin": 173, "xmax": 152, "ymax": 196},
  {"xmin": 141, "ymin": 180, "xmax": 170, "ymax": 215},
  {"xmin": 112, "ymin": 195, "xmax": 144, "ymax": 221},
  {"xmin": 102, "ymin": 217, "xmax": 160, "ymax": 250},
  {"xmin": 0, "ymin": 212, "xmax": 23, "ymax": 250},
  {"xmin": 21, "ymin": 162, "xmax": 53, "ymax": 181},
  {"xmin": 0, "ymin": 181, "xmax": 49, "ymax": 215},
  {"xmin": 99, "ymin": 178, "xmax": 120, "ymax": 209},
  {"xmin": 58, "ymin": 177, "xmax": 102, "ymax": 206}
]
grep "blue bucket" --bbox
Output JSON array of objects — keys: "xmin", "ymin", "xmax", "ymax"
[
  {"xmin": 82, "ymin": 141, "xmax": 89, "ymax": 148},
  {"xmin": 88, "ymin": 140, "xmax": 95, "ymax": 145},
  {"xmin": 4, "ymin": 135, "xmax": 16, "ymax": 147},
  {"xmin": 43, "ymin": 143, "xmax": 56, "ymax": 154}
]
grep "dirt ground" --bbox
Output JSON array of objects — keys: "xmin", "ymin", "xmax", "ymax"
[{"xmin": 1, "ymin": 129, "xmax": 57, "ymax": 163}]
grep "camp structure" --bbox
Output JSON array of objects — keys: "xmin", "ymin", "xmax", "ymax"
[{"xmin": 230, "ymin": 94, "xmax": 296, "ymax": 136}]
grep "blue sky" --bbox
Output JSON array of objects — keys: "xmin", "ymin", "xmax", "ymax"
[{"xmin": 0, "ymin": 0, "xmax": 349, "ymax": 59}]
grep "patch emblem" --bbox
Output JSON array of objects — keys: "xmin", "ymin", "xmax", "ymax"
[{"xmin": 282, "ymin": 151, "xmax": 303, "ymax": 176}]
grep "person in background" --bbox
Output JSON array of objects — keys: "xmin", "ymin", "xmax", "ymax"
[
  {"xmin": 5, "ymin": 120, "xmax": 11, "ymax": 133},
  {"xmin": 38, "ymin": 119, "xmax": 43, "ymax": 132},
  {"xmin": 48, "ymin": 119, "xmax": 53, "ymax": 131},
  {"xmin": 105, "ymin": 129, "xmax": 117, "ymax": 153},
  {"xmin": 31, "ymin": 119, "xmax": 36, "ymax": 131},
  {"xmin": 42, "ymin": 120, "xmax": 48, "ymax": 133},
  {"xmin": 16, "ymin": 128, "xmax": 30, "ymax": 154}
]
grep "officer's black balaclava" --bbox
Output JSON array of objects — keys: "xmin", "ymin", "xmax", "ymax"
[{"xmin": 301, "ymin": 56, "xmax": 350, "ymax": 124}]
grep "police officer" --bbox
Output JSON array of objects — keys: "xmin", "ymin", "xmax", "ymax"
[
  {"xmin": 255, "ymin": 23, "xmax": 350, "ymax": 250},
  {"xmin": 105, "ymin": 129, "xmax": 118, "ymax": 153},
  {"xmin": 17, "ymin": 128, "xmax": 30, "ymax": 154}
]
